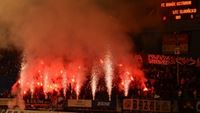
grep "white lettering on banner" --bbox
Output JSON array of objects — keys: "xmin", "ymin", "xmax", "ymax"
[
  {"xmin": 148, "ymin": 55, "xmax": 175, "ymax": 65},
  {"xmin": 177, "ymin": 57, "xmax": 196, "ymax": 65},
  {"xmin": 97, "ymin": 102, "xmax": 110, "ymax": 106},
  {"xmin": 196, "ymin": 101, "xmax": 200, "ymax": 112},
  {"xmin": 68, "ymin": 99, "xmax": 92, "ymax": 108}
]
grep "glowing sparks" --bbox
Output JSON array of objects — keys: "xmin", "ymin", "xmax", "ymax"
[
  {"xmin": 43, "ymin": 72, "xmax": 49, "ymax": 94},
  {"xmin": 91, "ymin": 66, "xmax": 99, "ymax": 100},
  {"xmin": 19, "ymin": 60, "xmax": 27, "ymax": 95},
  {"xmin": 30, "ymin": 81, "xmax": 34, "ymax": 97},
  {"xmin": 14, "ymin": 54, "xmax": 146, "ymax": 101},
  {"xmin": 75, "ymin": 83, "xmax": 80, "ymax": 100},
  {"xmin": 124, "ymin": 71, "xmax": 131, "ymax": 97},
  {"xmin": 118, "ymin": 61, "xmax": 144, "ymax": 97},
  {"xmin": 62, "ymin": 70, "xmax": 67, "ymax": 97},
  {"xmin": 104, "ymin": 50, "xmax": 113, "ymax": 101},
  {"xmin": 91, "ymin": 75, "xmax": 98, "ymax": 100}
]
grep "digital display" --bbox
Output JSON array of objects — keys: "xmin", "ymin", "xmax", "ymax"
[
  {"xmin": 162, "ymin": 33, "xmax": 188, "ymax": 54},
  {"xmin": 160, "ymin": 0, "xmax": 198, "ymax": 21}
]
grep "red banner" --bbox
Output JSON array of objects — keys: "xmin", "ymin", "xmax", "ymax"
[
  {"xmin": 135, "ymin": 54, "xmax": 200, "ymax": 67},
  {"xmin": 68, "ymin": 99, "xmax": 92, "ymax": 108},
  {"xmin": 123, "ymin": 99, "xmax": 171, "ymax": 112},
  {"xmin": 147, "ymin": 54, "xmax": 200, "ymax": 66}
]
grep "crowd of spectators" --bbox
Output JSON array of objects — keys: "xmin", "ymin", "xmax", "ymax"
[{"xmin": 139, "ymin": 64, "xmax": 200, "ymax": 100}]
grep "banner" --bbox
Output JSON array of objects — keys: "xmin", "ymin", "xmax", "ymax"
[
  {"xmin": 5, "ymin": 109, "xmax": 71, "ymax": 113},
  {"xmin": 143, "ymin": 54, "xmax": 200, "ymax": 67},
  {"xmin": 0, "ymin": 98, "xmax": 12, "ymax": 106},
  {"xmin": 25, "ymin": 99, "xmax": 50, "ymax": 109},
  {"xmin": 123, "ymin": 99, "xmax": 171, "ymax": 112},
  {"xmin": 148, "ymin": 55, "xmax": 175, "ymax": 65},
  {"xmin": 67, "ymin": 99, "xmax": 92, "ymax": 108},
  {"xmin": 135, "ymin": 54, "xmax": 200, "ymax": 67},
  {"xmin": 92, "ymin": 101, "xmax": 116, "ymax": 110}
]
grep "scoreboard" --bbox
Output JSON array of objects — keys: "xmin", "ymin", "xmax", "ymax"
[{"xmin": 160, "ymin": 0, "xmax": 198, "ymax": 21}]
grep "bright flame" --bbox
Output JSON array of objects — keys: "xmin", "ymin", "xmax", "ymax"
[
  {"xmin": 72, "ymin": 78, "xmax": 75, "ymax": 83},
  {"xmin": 143, "ymin": 87, "xmax": 148, "ymax": 92},
  {"xmin": 131, "ymin": 76, "xmax": 134, "ymax": 81}
]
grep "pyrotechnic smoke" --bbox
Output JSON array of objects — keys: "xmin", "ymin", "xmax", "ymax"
[
  {"xmin": 119, "ymin": 65, "xmax": 132, "ymax": 97},
  {"xmin": 104, "ymin": 49, "xmax": 113, "ymax": 101},
  {"xmin": 0, "ymin": 0, "xmax": 158, "ymax": 107},
  {"xmin": 118, "ymin": 56, "xmax": 146, "ymax": 97}
]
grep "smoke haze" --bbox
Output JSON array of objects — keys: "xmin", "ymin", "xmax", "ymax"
[
  {"xmin": 0, "ymin": 0, "xmax": 160, "ymax": 107},
  {"xmin": 0, "ymin": 0, "xmax": 160, "ymax": 55}
]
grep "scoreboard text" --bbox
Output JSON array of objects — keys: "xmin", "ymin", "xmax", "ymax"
[{"xmin": 160, "ymin": 0, "xmax": 198, "ymax": 21}]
